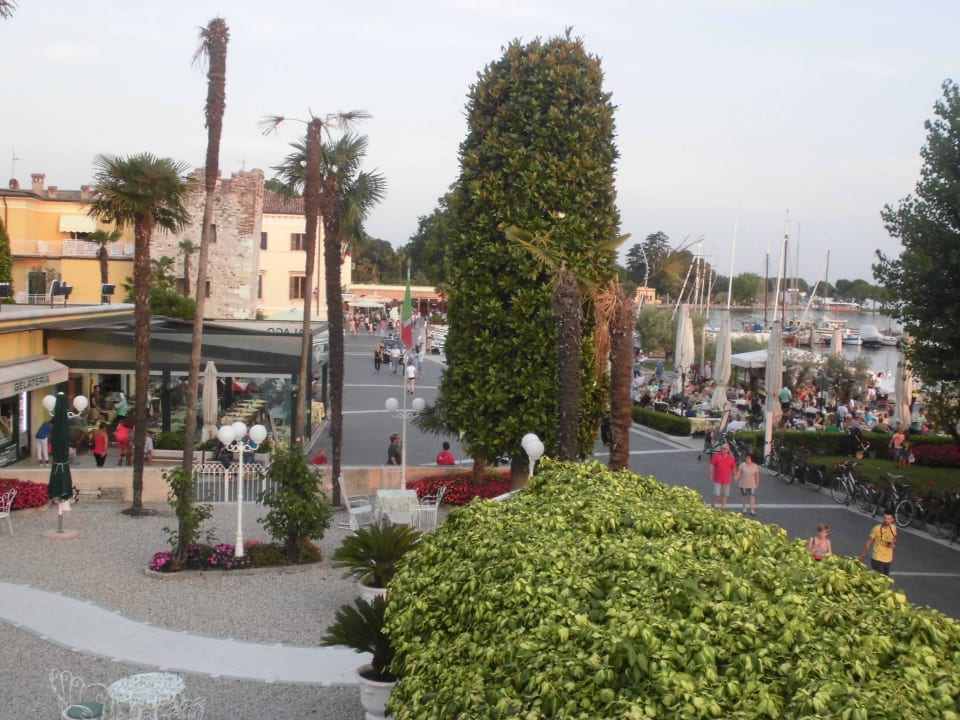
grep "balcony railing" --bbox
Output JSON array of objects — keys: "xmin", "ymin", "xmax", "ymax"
[{"xmin": 11, "ymin": 238, "xmax": 135, "ymax": 259}]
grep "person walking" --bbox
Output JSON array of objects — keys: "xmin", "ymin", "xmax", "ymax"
[
  {"xmin": 736, "ymin": 452, "xmax": 760, "ymax": 515},
  {"xmin": 890, "ymin": 424, "xmax": 907, "ymax": 469},
  {"xmin": 708, "ymin": 443, "xmax": 736, "ymax": 510},
  {"xmin": 405, "ymin": 357, "xmax": 417, "ymax": 394},
  {"xmin": 807, "ymin": 523, "xmax": 833, "ymax": 560},
  {"xmin": 860, "ymin": 512, "xmax": 898, "ymax": 576},
  {"xmin": 374, "ymin": 342, "xmax": 384, "ymax": 373},
  {"xmin": 114, "ymin": 418, "xmax": 132, "ymax": 466},
  {"xmin": 92, "ymin": 422, "xmax": 109, "ymax": 467},
  {"xmin": 387, "ymin": 433, "xmax": 401, "ymax": 465},
  {"xmin": 35, "ymin": 420, "xmax": 53, "ymax": 466}
]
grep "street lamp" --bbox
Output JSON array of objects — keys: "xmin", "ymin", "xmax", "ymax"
[
  {"xmin": 43, "ymin": 393, "xmax": 89, "ymax": 418},
  {"xmin": 217, "ymin": 421, "xmax": 268, "ymax": 558},
  {"xmin": 385, "ymin": 395, "xmax": 425, "ymax": 489},
  {"xmin": 521, "ymin": 432, "xmax": 545, "ymax": 478}
]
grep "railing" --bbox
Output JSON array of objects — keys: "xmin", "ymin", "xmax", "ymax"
[
  {"xmin": 190, "ymin": 462, "xmax": 275, "ymax": 503},
  {"xmin": 10, "ymin": 238, "xmax": 134, "ymax": 259}
]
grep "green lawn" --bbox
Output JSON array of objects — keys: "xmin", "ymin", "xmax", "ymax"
[{"xmin": 816, "ymin": 454, "xmax": 960, "ymax": 494}]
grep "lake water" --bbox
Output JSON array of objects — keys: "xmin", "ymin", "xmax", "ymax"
[{"xmin": 706, "ymin": 308, "xmax": 904, "ymax": 377}]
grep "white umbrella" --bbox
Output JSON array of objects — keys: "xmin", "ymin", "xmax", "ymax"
[
  {"xmin": 711, "ymin": 310, "xmax": 732, "ymax": 409},
  {"xmin": 671, "ymin": 304, "xmax": 695, "ymax": 396},
  {"xmin": 763, "ymin": 321, "xmax": 783, "ymax": 457},
  {"xmin": 831, "ymin": 327, "xmax": 843, "ymax": 357},
  {"xmin": 893, "ymin": 339, "xmax": 913, "ymax": 429},
  {"xmin": 201, "ymin": 360, "xmax": 219, "ymax": 442}
]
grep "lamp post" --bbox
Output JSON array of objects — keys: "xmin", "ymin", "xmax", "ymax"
[
  {"xmin": 385, "ymin": 395, "xmax": 425, "ymax": 489},
  {"xmin": 521, "ymin": 432, "xmax": 545, "ymax": 478},
  {"xmin": 217, "ymin": 421, "xmax": 268, "ymax": 558},
  {"xmin": 43, "ymin": 393, "xmax": 89, "ymax": 419}
]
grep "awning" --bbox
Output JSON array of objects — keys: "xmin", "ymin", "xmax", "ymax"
[
  {"xmin": 0, "ymin": 356, "xmax": 69, "ymax": 398},
  {"xmin": 58, "ymin": 215, "xmax": 96, "ymax": 233}
]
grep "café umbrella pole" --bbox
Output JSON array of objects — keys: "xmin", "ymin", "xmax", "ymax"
[{"xmin": 46, "ymin": 393, "xmax": 75, "ymax": 533}]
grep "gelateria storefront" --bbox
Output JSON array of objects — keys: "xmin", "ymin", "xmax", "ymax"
[{"xmin": 0, "ymin": 356, "xmax": 70, "ymax": 467}]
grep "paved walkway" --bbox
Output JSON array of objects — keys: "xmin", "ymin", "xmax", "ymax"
[{"xmin": 0, "ymin": 582, "xmax": 360, "ymax": 685}]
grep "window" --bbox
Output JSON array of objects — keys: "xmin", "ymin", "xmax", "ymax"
[
  {"xmin": 257, "ymin": 273, "xmax": 264, "ymax": 300},
  {"xmin": 205, "ymin": 281, "xmax": 211, "ymax": 298},
  {"xmin": 289, "ymin": 275, "xmax": 307, "ymax": 299},
  {"xmin": 209, "ymin": 224, "xmax": 217, "ymax": 243},
  {"xmin": 260, "ymin": 232, "xmax": 268, "ymax": 250},
  {"xmin": 291, "ymin": 233, "xmax": 306, "ymax": 251}
]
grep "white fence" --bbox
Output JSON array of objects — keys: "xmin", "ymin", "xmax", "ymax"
[{"xmin": 190, "ymin": 462, "xmax": 276, "ymax": 503}]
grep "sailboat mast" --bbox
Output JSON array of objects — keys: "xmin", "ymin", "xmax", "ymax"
[
  {"xmin": 727, "ymin": 215, "xmax": 737, "ymax": 311},
  {"xmin": 772, "ymin": 211, "xmax": 788, "ymax": 324}
]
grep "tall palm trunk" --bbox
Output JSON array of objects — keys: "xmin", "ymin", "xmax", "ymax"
[
  {"xmin": 609, "ymin": 288, "xmax": 633, "ymax": 470},
  {"xmin": 97, "ymin": 247, "xmax": 109, "ymax": 302},
  {"xmin": 554, "ymin": 267, "xmax": 581, "ymax": 461},
  {"xmin": 129, "ymin": 220, "xmax": 153, "ymax": 512},
  {"xmin": 323, "ymin": 198, "xmax": 345, "ymax": 500},
  {"xmin": 176, "ymin": 18, "xmax": 227, "ymax": 565},
  {"xmin": 296, "ymin": 119, "xmax": 323, "ymax": 444},
  {"xmin": 182, "ymin": 17, "xmax": 228, "ymax": 472}
]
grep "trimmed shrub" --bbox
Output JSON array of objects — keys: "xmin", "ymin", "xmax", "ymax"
[
  {"xmin": 387, "ymin": 460, "xmax": 960, "ymax": 719},
  {"xmin": 631, "ymin": 406, "xmax": 691, "ymax": 436}
]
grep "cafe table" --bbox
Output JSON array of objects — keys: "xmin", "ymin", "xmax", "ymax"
[
  {"xmin": 373, "ymin": 489, "xmax": 420, "ymax": 527},
  {"xmin": 107, "ymin": 672, "xmax": 185, "ymax": 719}
]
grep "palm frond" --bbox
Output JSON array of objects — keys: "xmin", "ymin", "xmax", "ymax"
[{"xmin": 192, "ymin": 17, "xmax": 229, "ymax": 69}]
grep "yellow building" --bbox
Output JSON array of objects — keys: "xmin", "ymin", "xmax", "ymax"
[{"xmin": 2, "ymin": 174, "xmax": 134, "ymax": 305}]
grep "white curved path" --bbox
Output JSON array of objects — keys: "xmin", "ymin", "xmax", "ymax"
[{"xmin": 0, "ymin": 582, "xmax": 361, "ymax": 684}]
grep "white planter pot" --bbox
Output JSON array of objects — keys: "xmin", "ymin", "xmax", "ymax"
[
  {"xmin": 358, "ymin": 578, "xmax": 388, "ymax": 604},
  {"xmin": 357, "ymin": 664, "xmax": 395, "ymax": 720}
]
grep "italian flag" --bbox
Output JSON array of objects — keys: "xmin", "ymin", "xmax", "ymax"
[{"xmin": 401, "ymin": 277, "xmax": 414, "ymax": 348}]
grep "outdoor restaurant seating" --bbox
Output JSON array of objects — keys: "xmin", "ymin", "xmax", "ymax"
[
  {"xmin": 417, "ymin": 485, "xmax": 446, "ymax": 532},
  {"xmin": 336, "ymin": 477, "xmax": 374, "ymax": 531},
  {"xmin": 0, "ymin": 488, "xmax": 16, "ymax": 535},
  {"xmin": 49, "ymin": 668, "xmax": 108, "ymax": 720}
]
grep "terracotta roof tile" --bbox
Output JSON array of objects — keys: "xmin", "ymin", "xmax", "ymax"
[{"xmin": 263, "ymin": 189, "xmax": 304, "ymax": 215}]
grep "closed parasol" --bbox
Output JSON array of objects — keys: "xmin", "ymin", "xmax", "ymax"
[
  {"xmin": 711, "ymin": 310, "xmax": 732, "ymax": 409},
  {"xmin": 46, "ymin": 393, "xmax": 73, "ymax": 533},
  {"xmin": 202, "ymin": 361, "xmax": 219, "ymax": 442},
  {"xmin": 763, "ymin": 321, "xmax": 784, "ymax": 458},
  {"xmin": 893, "ymin": 336, "xmax": 913, "ymax": 429},
  {"xmin": 671, "ymin": 304, "xmax": 695, "ymax": 397}
]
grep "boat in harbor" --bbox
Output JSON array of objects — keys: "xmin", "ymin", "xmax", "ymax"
[{"xmin": 860, "ymin": 324, "xmax": 883, "ymax": 348}]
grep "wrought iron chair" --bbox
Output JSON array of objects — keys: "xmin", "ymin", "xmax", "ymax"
[
  {"xmin": 417, "ymin": 485, "xmax": 446, "ymax": 532},
  {"xmin": 336, "ymin": 476, "xmax": 374, "ymax": 531},
  {"xmin": 0, "ymin": 488, "xmax": 16, "ymax": 535},
  {"xmin": 176, "ymin": 695, "xmax": 207, "ymax": 719},
  {"xmin": 49, "ymin": 669, "xmax": 108, "ymax": 720}
]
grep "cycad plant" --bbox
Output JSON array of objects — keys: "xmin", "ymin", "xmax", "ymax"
[
  {"xmin": 322, "ymin": 595, "xmax": 396, "ymax": 681},
  {"xmin": 332, "ymin": 523, "xmax": 421, "ymax": 589}
]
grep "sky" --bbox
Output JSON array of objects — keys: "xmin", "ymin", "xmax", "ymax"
[{"xmin": 2, "ymin": 0, "xmax": 957, "ymax": 284}]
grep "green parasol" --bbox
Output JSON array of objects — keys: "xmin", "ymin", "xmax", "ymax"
[{"xmin": 47, "ymin": 392, "xmax": 73, "ymax": 533}]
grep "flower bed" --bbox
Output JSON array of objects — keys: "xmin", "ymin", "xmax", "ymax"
[
  {"xmin": 149, "ymin": 539, "xmax": 321, "ymax": 572},
  {"xmin": 0, "ymin": 478, "xmax": 49, "ymax": 509},
  {"xmin": 911, "ymin": 443, "xmax": 960, "ymax": 468},
  {"xmin": 408, "ymin": 470, "xmax": 510, "ymax": 505}
]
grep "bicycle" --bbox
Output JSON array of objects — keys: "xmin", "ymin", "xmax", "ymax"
[
  {"xmin": 762, "ymin": 441, "xmax": 787, "ymax": 478},
  {"xmin": 829, "ymin": 461, "xmax": 860, "ymax": 505},
  {"xmin": 869, "ymin": 473, "xmax": 914, "ymax": 528}
]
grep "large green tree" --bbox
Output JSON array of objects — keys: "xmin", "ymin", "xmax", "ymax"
[
  {"xmin": 404, "ymin": 190, "xmax": 457, "ymax": 285},
  {"xmin": 875, "ymin": 79, "xmax": 960, "ymax": 445},
  {"xmin": 439, "ymin": 32, "xmax": 621, "ymax": 479},
  {"xmin": 89, "ymin": 153, "xmax": 193, "ymax": 513}
]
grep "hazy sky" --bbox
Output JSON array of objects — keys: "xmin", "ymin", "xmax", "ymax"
[{"xmin": 3, "ymin": 0, "xmax": 956, "ymax": 283}]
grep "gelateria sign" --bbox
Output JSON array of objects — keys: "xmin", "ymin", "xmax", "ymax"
[{"xmin": 0, "ymin": 357, "xmax": 69, "ymax": 399}]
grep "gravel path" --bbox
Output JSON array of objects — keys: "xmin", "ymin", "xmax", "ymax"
[{"xmin": 2, "ymin": 499, "xmax": 371, "ymax": 719}]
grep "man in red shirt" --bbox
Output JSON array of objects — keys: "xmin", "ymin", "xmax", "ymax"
[
  {"xmin": 436, "ymin": 441, "xmax": 455, "ymax": 466},
  {"xmin": 709, "ymin": 443, "xmax": 737, "ymax": 510}
]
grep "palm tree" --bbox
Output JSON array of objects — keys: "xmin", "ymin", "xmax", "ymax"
[
  {"xmin": 0, "ymin": 1, "xmax": 17, "ymax": 19},
  {"xmin": 505, "ymin": 224, "xmax": 628, "ymax": 462},
  {"xmin": 88, "ymin": 153, "xmax": 193, "ymax": 514},
  {"xmin": 182, "ymin": 17, "xmax": 229, "ymax": 488},
  {"xmin": 595, "ymin": 283, "xmax": 636, "ymax": 470},
  {"xmin": 88, "ymin": 228, "xmax": 122, "ymax": 301},
  {"xmin": 178, "ymin": 239, "xmax": 200, "ymax": 295},
  {"xmin": 267, "ymin": 119, "xmax": 384, "ymax": 501}
]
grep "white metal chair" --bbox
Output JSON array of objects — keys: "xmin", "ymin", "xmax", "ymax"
[
  {"xmin": 417, "ymin": 485, "xmax": 446, "ymax": 532},
  {"xmin": 49, "ymin": 669, "xmax": 108, "ymax": 720},
  {"xmin": 336, "ymin": 476, "xmax": 374, "ymax": 531},
  {"xmin": 0, "ymin": 488, "xmax": 16, "ymax": 535},
  {"xmin": 176, "ymin": 696, "xmax": 207, "ymax": 719}
]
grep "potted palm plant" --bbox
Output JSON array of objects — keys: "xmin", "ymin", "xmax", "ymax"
[
  {"xmin": 322, "ymin": 595, "xmax": 397, "ymax": 720},
  {"xmin": 332, "ymin": 523, "xmax": 421, "ymax": 602}
]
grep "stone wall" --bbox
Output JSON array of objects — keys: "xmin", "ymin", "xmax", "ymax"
[{"xmin": 152, "ymin": 169, "xmax": 265, "ymax": 320}]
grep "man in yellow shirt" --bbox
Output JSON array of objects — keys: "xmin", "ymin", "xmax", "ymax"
[{"xmin": 860, "ymin": 512, "xmax": 897, "ymax": 576}]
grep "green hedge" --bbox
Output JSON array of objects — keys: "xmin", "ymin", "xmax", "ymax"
[
  {"xmin": 631, "ymin": 406, "xmax": 692, "ymax": 436},
  {"xmin": 387, "ymin": 460, "xmax": 960, "ymax": 719}
]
